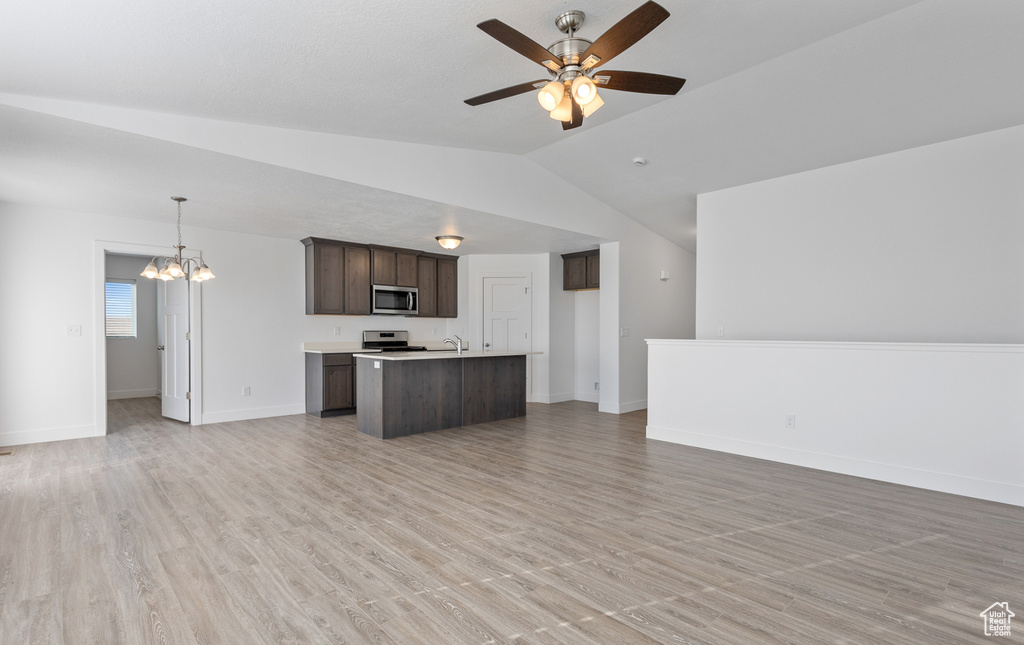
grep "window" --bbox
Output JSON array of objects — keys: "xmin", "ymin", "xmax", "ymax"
[{"xmin": 105, "ymin": 279, "xmax": 137, "ymax": 338}]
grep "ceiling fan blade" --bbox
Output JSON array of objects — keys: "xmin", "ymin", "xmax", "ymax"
[
  {"xmin": 477, "ymin": 19, "xmax": 563, "ymax": 71},
  {"xmin": 596, "ymin": 71, "xmax": 685, "ymax": 95},
  {"xmin": 465, "ymin": 80, "xmax": 547, "ymax": 106},
  {"xmin": 580, "ymin": 1, "xmax": 670, "ymax": 70},
  {"xmin": 562, "ymin": 98, "xmax": 584, "ymax": 130}
]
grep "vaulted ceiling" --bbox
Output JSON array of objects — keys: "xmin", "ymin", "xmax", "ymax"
[{"xmin": 2, "ymin": 0, "xmax": 1023, "ymax": 255}]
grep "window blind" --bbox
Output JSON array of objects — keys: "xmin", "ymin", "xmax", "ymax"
[{"xmin": 105, "ymin": 279, "xmax": 137, "ymax": 338}]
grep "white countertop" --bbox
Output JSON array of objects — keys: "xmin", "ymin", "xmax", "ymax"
[
  {"xmin": 303, "ymin": 340, "xmax": 467, "ymax": 354},
  {"xmin": 353, "ymin": 350, "xmax": 541, "ymax": 361}
]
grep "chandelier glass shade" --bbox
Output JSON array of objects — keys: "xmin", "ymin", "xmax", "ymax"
[{"xmin": 141, "ymin": 197, "xmax": 215, "ymax": 283}]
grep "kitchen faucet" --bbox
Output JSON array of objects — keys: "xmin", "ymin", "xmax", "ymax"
[{"xmin": 443, "ymin": 334, "xmax": 463, "ymax": 356}]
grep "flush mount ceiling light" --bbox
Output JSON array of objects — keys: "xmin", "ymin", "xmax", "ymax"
[
  {"xmin": 140, "ymin": 197, "xmax": 215, "ymax": 283},
  {"xmin": 436, "ymin": 235, "xmax": 464, "ymax": 250},
  {"xmin": 464, "ymin": 2, "xmax": 686, "ymax": 131}
]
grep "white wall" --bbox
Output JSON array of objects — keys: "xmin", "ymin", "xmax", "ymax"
[
  {"xmin": 0, "ymin": 202, "xmax": 452, "ymax": 446},
  {"xmin": 598, "ymin": 242, "xmax": 620, "ymax": 413},
  {"xmin": 547, "ymin": 253, "xmax": 575, "ymax": 404},
  {"xmin": 613, "ymin": 229, "xmax": 697, "ymax": 412},
  {"xmin": 573, "ymin": 290, "xmax": 600, "ymax": 403},
  {"xmin": 647, "ymin": 340, "xmax": 1024, "ymax": 506},
  {"xmin": 104, "ymin": 253, "xmax": 159, "ymax": 399},
  {"xmin": 697, "ymin": 124, "xmax": 1024, "ymax": 343}
]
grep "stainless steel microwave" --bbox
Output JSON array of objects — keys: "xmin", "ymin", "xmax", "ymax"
[{"xmin": 372, "ymin": 285, "xmax": 418, "ymax": 315}]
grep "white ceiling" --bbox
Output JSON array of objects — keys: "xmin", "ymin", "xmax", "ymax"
[{"xmin": 2, "ymin": 0, "xmax": 1023, "ymax": 254}]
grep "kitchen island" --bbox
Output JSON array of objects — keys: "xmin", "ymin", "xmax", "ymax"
[{"xmin": 353, "ymin": 350, "xmax": 534, "ymax": 439}]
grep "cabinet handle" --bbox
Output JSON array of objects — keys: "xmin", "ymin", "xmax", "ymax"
[{"xmin": 484, "ymin": 343, "xmax": 490, "ymax": 348}]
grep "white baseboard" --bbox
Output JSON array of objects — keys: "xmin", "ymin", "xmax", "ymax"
[
  {"xmin": 573, "ymin": 391, "xmax": 599, "ymax": 403},
  {"xmin": 107, "ymin": 388, "xmax": 159, "ymax": 400},
  {"xmin": 0, "ymin": 424, "xmax": 98, "ymax": 447},
  {"xmin": 619, "ymin": 399, "xmax": 648, "ymax": 414},
  {"xmin": 200, "ymin": 404, "xmax": 306, "ymax": 425},
  {"xmin": 646, "ymin": 424, "xmax": 1023, "ymax": 506},
  {"xmin": 532, "ymin": 392, "xmax": 574, "ymax": 404}
]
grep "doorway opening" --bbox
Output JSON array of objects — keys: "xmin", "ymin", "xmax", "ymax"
[{"xmin": 95, "ymin": 241, "xmax": 204, "ymax": 435}]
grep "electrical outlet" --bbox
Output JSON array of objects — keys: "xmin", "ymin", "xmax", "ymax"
[
  {"xmin": 243, "ymin": 386, "xmax": 251, "ymax": 397},
  {"xmin": 785, "ymin": 414, "xmax": 796, "ymax": 429},
  {"xmin": 594, "ymin": 382, "xmax": 600, "ymax": 390},
  {"xmin": 66, "ymin": 324, "xmax": 82, "ymax": 337},
  {"xmin": 717, "ymin": 325, "xmax": 725, "ymax": 337},
  {"xmin": 620, "ymin": 327, "xmax": 630, "ymax": 337},
  {"xmin": 333, "ymin": 326, "xmax": 342, "ymax": 336}
]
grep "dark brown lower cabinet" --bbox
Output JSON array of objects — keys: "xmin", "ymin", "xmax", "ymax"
[
  {"xmin": 356, "ymin": 355, "xmax": 526, "ymax": 439},
  {"xmin": 305, "ymin": 353, "xmax": 357, "ymax": 417}
]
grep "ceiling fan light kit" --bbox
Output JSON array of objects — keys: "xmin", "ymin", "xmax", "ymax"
[
  {"xmin": 537, "ymin": 80, "xmax": 565, "ymax": 111},
  {"xmin": 571, "ymin": 75, "xmax": 597, "ymax": 105},
  {"xmin": 465, "ymin": 1, "xmax": 685, "ymax": 131}
]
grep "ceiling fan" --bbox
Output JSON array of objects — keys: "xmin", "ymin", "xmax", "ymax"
[{"xmin": 464, "ymin": 1, "xmax": 686, "ymax": 130}]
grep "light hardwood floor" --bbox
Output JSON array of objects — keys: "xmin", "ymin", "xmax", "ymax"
[{"xmin": 0, "ymin": 398, "xmax": 1021, "ymax": 644}]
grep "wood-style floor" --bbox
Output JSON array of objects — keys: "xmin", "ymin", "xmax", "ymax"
[{"xmin": 0, "ymin": 398, "xmax": 1020, "ymax": 644}]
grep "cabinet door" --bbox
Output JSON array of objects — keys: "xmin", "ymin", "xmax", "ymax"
[
  {"xmin": 586, "ymin": 253, "xmax": 600, "ymax": 289},
  {"xmin": 563, "ymin": 255, "xmax": 587, "ymax": 290},
  {"xmin": 313, "ymin": 243, "xmax": 345, "ymax": 314},
  {"xmin": 371, "ymin": 249, "xmax": 396, "ymax": 286},
  {"xmin": 417, "ymin": 256, "xmax": 437, "ymax": 317},
  {"xmin": 344, "ymin": 246, "xmax": 372, "ymax": 314},
  {"xmin": 323, "ymin": 365, "xmax": 354, "ymax": 410},
  {"xmin": 396, "ymin": 252, "xmax": 418, "ymax": 287},
  {"xmin": 436, "ymin": 258, "xmax": 458, "ymax": 318}
]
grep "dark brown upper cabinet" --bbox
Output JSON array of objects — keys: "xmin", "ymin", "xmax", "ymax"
[
  {"xmin": 303, "ymin": 237, "xmax": 372, "ymax": 315},
  {"xmin": 436, "ymin": 257, "xmax": 458, "ymax": 318},
  {"xmin": 416, "ymin": 255, "xmax": 438, "ymax": 317},
  {"xmin": 562, "ymin": 249, "xmax": 600, "ymax": 291},
  {"xmin": 304, "ymin": 237, "xmax": 456, "ymax": 317},
  {"xmin": 371, "ymin": 247, "xmax": 419, "ymax": 287}
]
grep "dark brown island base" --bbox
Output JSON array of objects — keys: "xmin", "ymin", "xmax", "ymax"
[{"xmin": 354, "ymin": 351, "xmax": 533, "ymax": 439}]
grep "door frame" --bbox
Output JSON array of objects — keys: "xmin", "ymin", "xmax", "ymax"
[{"xmin": 93, "ymin": 240, "xmax": 205, "ymax": 435}]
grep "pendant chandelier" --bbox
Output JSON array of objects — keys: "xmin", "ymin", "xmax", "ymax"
[{"xmin": 140, "ymin": 197, "xmax": 215, "ymax": 282}]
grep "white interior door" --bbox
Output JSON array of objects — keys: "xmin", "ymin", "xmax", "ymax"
[
  {"xmin": 158, "ymin": 278, "xmax": 190, "ymax": 422},
  {"xmin": 482, "ymin": 276, "xmax": 531, "ymax": 352}
]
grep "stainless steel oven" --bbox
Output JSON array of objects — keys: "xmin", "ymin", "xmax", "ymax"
[{"xmin": 372, "ymin": 285, "xmax": 418, "ymax": 315}]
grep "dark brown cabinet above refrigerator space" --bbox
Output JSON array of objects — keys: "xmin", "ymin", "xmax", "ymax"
[
  {"xmin": 562, "ymin": 249, "xmax": 600, "ymax": 291},
  {"xmin": 302, "ymin": 237, "xmax": 457, "ymax": 317}
]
